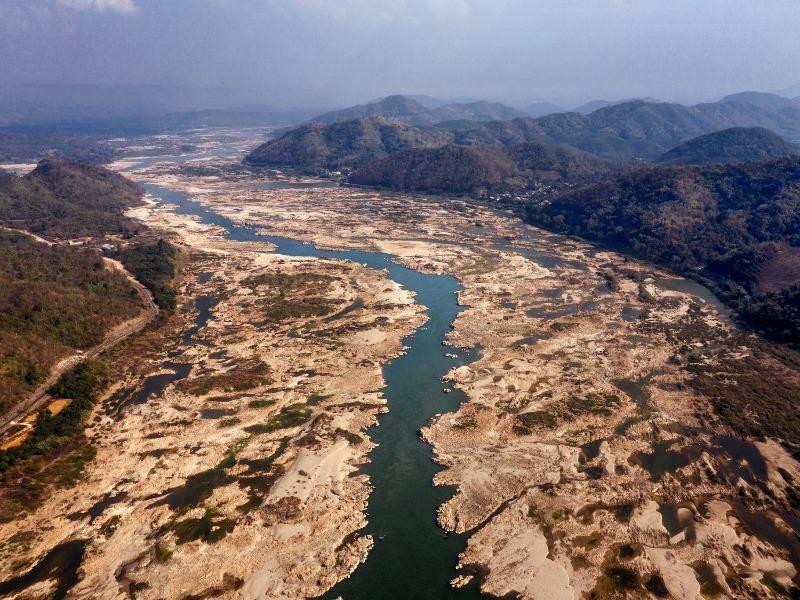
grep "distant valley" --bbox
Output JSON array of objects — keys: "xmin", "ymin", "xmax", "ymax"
[{"xmin": 244, "ymin": 92, "xmax": 800, "ymax": 350}]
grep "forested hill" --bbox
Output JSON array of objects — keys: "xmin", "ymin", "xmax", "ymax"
[
  {"xmin": 309, "ymin": 95, "xmax": 526, "ymax": 127},
  {"xmin": 243, "ymin": 117, "xmax": 452, "ymax": 169},
  {"xmin": 349, "ymin": 142, "xmax": 616, "ymax": 194},
  {"xmin": 0, "ymin": 159, "xmax": 143, "ymax": 239},
  {"xmin": 245, "ymin": 94, "xmax": 800, "ymax": 169},
  {"xmin": 0, "ymin": 231, "xmax": 141, "ymax": 415},
  {"xmin": 521, "ymin": 156, "xmax": 800, "ymax": 346},
  {"xmin": 657, "ymin": 127, "xmax": 800, "ymax": 165}
]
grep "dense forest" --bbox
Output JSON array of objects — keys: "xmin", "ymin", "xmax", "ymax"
[
  {"xmin": 519, "ymin": 156, "xmax": 800, "ymax": 346},
  {"xmin": 119, "ymin": 239, "xmax": 179, "ymax": 313},
  {"xmin": 0, "ymin": 159, "xmax": 143, "ymax": 239},
  {"xmin": 244, "ymin": 117, "xmax": 451, "ymax": 170},
  {"xmin": 0, "ymin": 232, "xmax": 139, "ymax": 415},
  {"xmin": 0, "ymin": 360, "xmax": 103, "ymax": 473},
  {"xmin": 350, "ymin": 142, "xmax": 615, "ymax": 194},
  {"xmin": 656, "ymin": 127, "xmax": 800, "ymax": 165}
]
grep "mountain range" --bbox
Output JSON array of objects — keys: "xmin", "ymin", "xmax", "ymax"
[
  {"xmin": 246, "ymin": 92, "xmax": 800, "ymax": 171},
  {"xmin": 310, "ymin": 95, "xmax": 528, "ymax": 127}
]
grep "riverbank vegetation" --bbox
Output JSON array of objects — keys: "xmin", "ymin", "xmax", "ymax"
[
  {"xmin": 0, "ymin": 231, "xmax": 140, "ymax": 416},
  {"xmin": 119, "ymin": 239, "xmax": 179, "ymax": 313},
  {"xmin": 0, "ymin": 361, "xmax": 103, "ymax": 522},
  {"xmin": 518, "ymin": 156, "xmax": 800, "ymax": 348}
]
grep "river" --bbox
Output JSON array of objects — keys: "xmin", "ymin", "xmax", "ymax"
[{"xmin": 143, "ymin": 183, "xmax": 487, "ymax": 599}]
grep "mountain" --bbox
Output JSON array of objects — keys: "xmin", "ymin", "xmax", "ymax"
[
  {"xmin": 572, "ymin": 98, "xmax": 662, "ymax": 114},
  {"xmin": 433, "ymin": 101, "xmax": 528, "ymax": 122},
  {"xmin": 0, "ymin": 159, "xmax": 143, "ymax": 238},
  {"xmin": 247, "ymin": 95, "xmax": 800, "ymax": 170},
  {"xmin": 350, "ymin": 142, "xmax": 615, "ymax": 194},
  {"xmin": 309, "ymin": 95, "xmax": 527, "ymax": 127},
  {"xmin": 657, "ymin": 127, "xmax": 800, "ymax": 165},
  {"xmin": 311, "ymin": 95, "xmax": 440, "ymax": 127},
  {"xmin": 243, "ymin": 117, "xmax": 451, "ymax": 169},
  {"xmin": 519, "ymin": 101, "xmax": 564, "ymax": 118},
  {"xmin": 573, "ymin": 100, "xmax": 617, "ymax": 114},
  {"xmin": 521, "ymin": 156, "xmax": 800, "ymax": 346},
  {"xmin": 721, "ymin": 91, "xmax": 799, "ymax": 111},
  {"xmin": 454, "ymin": 97, "xmax": 800, "ymax": 159},
  {"xmin": 405, "ymin": 95, "xmax": 447, "ymax": 109}
]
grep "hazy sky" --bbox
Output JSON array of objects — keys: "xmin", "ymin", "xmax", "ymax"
[{"xmin": 2, "ymin": 0, "xmax": 800, "ymax": 108}]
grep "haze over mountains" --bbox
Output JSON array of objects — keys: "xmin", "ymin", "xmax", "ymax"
[
  {"xmin": 310, "ymin": 95, "xmax": 529, "ymax": 127},
  {"xmin": 240, "ymin": 87, "xmax": 800, "ymax": 351},
  {"xmin": 246, "ymin": 91, "xmax": 800, "ymax": 171}
]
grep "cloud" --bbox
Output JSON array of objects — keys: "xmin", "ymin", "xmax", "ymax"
[{"xmin": 56, "ymin": 0, "xmax": 137, "ymax": 12}]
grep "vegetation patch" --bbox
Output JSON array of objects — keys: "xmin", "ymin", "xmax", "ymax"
[
  {"xmin": 248, "ymin": 398, "xmax": 276, "ymax": 409},
  {"xmin": 0, "ymin": 361, "xmax": 103, "ymax": 521},
  {"xmin": 178, "ymin": 358, "xmax": 271, "ymax": 396},
  {"xmin": 0, "ymin": 232, "xmax": 140, "ymax": 414},
  {"xmin": 335, "ymin": 428, "xmax": 363, "ymax": 445},
  {"xmin": 244, "ymin": 272, "xmax": 338, "ymax": 322},
  {"xmin": 119, "ymin": 239, "xmax": 179, "ymax": 313},
  {"xmin": 514, "ymin": 392, "xmax": 621, "ymax": 434},
  {"xmin": 160, "ymin": 508, "xmax": 235, "ymax": 545},
  {"xmin": 244, "ymin": 403, "xmax": 312, "ymax": 435},
  {"xmin": 452, "ymin": 416, "xmax": 477, "ymax": 430},
  {"xmin": 150, "ymin": 443, "xmax": 245, "ymax": 511}
]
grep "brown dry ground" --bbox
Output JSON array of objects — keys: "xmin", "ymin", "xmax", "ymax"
[
  {"xmin": 0, "ymin": 168, "xmax": 424, "ymax": 598},
  {"xmin": 137, "ymin": 162, "xmax": 800, "ymax": 600},
  {"xmin": 3, "ymin": 135, "xmax": 800, "ymax": 599}
]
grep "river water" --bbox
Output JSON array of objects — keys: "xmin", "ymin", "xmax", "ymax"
[{"xmin": 143, "ymin": 183, "xmax": 487, "ymax": 599}]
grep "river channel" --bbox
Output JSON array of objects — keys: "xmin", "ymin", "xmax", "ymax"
[{"xmin": 143, "ymin": 183, "xmax": 487, "ymax": 599}]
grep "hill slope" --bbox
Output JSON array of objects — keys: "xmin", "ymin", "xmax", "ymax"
[
  {"xmin": 249, "ymin": 95, "xmax": 800, "ymax": 170},
  {"xmin": 657, "ymin": 127, "xmax": 800, "ymax": 165},
  {"xmin": 521, "ymin": 156, "xmax": 800, "ymax": 345},
  {"xmin": 0, "ymin": 231, "xmax": 141, "ymax": 415},
  {"xmin": 244, "ymin": 117, "xmax": 452, "ymax": 169},
  {"xmin": 0, "ymin": 159, "xmax": 144, "ymax": 239},
  {"xmin": 432, "ymin": 101, "xmax": 527, "ymax": 122},
  {"xmin": 311, "ymin": 95, "xmax": 441, "ymax": 127},
  {"xmin": 310, "ymin": 95, "xmax": 527, "ymax": 127},
  {"xmin": 350, "ymin": 142, "xmax": 615, "ymax": 194}
]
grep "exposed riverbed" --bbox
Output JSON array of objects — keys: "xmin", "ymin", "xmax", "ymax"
[{"xmin": 144, "ymin": 183, "xmax": 488, "ymax": 598}]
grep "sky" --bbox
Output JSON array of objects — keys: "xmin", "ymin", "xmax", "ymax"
[{"xmin": 1, "ymin": 0, "xmax": 800, "ymax": 109}]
